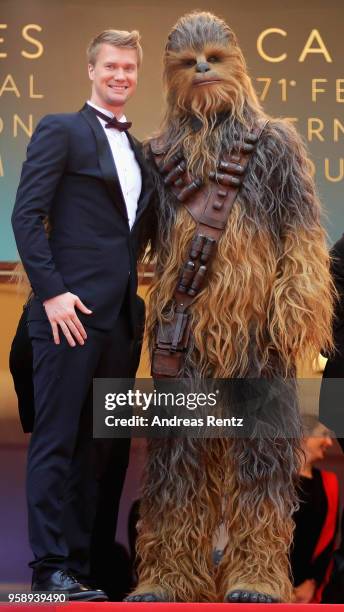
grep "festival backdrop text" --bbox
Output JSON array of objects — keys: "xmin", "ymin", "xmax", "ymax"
[{"xmin": 0, "ymin": 0, "xmax": 343, "ymax": 260}]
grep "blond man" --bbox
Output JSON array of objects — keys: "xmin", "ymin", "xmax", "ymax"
[{"xmin": 12, "ymin": 30, "xmax": 155, "ymax": 600}]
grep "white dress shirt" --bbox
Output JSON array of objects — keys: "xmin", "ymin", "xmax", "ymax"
[{"xmin": 87, "ymin": 100, "xmax": 142, "ymax": 229}]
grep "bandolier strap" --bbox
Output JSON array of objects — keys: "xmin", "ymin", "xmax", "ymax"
[{"xmin": 150, "ymin": 120, "xmax": 269, "ymax": 377}]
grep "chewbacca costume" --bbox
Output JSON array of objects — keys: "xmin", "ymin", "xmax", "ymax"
[{"xmin": 125, "ymin": 12, "xmax": 333, "ymax": 604}]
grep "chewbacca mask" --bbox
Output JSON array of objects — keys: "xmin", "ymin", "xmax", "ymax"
[
  {"xmin": 162, "ymin": 12, "xmax": 259, "ymax": 178},
  {"xmin": 125, "ymin": 11, "xmax": 333, "ymax": 604},
  {"xmin": 164, "ymin": 14, "xmax": 247, "ymax": 115}
]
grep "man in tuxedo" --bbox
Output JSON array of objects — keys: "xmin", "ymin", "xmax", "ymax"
[{"xmin": 12, "ymin": 30, "xmax": 155, "ymax": 600}]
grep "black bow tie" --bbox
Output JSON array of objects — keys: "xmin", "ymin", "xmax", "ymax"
[{"xmin": 88, "ymin": 105, "xmax": 132, "ymax": 132}]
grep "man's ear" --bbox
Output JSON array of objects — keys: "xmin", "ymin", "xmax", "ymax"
[{"xmin": 88, "ymin": 63, "xmax": 94, "ymax": 81}]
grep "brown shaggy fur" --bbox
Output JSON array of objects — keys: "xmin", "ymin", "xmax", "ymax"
[{"xmin": 129, "ymin": 11, "xmax": 334, "ymax": 603}]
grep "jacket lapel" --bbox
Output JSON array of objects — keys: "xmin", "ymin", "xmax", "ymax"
[
  {"xmin": 126, "ymin": 132, "xmax": 155, "ymax": 229},
  {"xmin": 80, "ymin": 104, "xmax": 128, "ymax": 222}
]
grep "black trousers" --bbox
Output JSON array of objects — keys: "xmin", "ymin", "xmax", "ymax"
[{"xmin": 27, "ymin": 306, "xmax": 135, "ymax": 583}]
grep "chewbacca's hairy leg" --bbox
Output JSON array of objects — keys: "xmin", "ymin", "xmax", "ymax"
[
  {"xmin": 129, "ymin": 438, "xmax": 226, "ymax": 602},
  {"xmin": 217, "ymin": 432, "xmax": 301, "ymax": 603}
]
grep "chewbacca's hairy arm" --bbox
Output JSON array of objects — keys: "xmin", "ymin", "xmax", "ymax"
[{"xmin": 260, "ymin": 119, "xmax": 334, "ymax": 368}]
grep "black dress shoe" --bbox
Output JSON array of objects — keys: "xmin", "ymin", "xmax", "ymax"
[
  {"xmin": 32, "ymin": 570, "xmax": 108, "ymax": 601},
  {"xmin": 226, "ymin": 590, "xmax": 280, "ymax": 603}
]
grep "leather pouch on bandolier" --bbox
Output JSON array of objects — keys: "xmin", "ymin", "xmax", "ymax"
[{"xmin": 152, "ymin": 312, "xmax": 191, "ymax": 377}]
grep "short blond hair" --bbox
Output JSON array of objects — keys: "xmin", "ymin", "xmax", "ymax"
[{"xmin": 87, "ymin": 29, "xmax": 142, "ymax": 67}]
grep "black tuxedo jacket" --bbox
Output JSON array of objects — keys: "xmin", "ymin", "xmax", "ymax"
[{"xmin": 12, "ymin": 103, "xmax": 155, "ymax": 331}]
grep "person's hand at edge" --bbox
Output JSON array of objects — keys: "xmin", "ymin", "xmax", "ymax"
[
  {"xmin": 43, "ymin": 292, "xmax": 92, "ymax": 347},
  {"xmin": 292, "ymin": 578, "xmax": 316, "ymax": 603}
]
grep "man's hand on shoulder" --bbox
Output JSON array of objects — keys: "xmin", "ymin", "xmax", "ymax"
[{"xmin": 43, "ymin": 292, "xmax": 92, "ymax": 347}]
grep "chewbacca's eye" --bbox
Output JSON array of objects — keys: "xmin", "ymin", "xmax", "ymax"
[
  {"xmin": 183, "ymin": 58, "xmax": 197, "ymax": 67},
  {"xmin": 207, "ymin": 55, "xmax": 220, "ymax": 63}
]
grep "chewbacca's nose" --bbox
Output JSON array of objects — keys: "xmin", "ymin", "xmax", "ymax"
[{"xmin": 196, "ymin": 62, "xmax": 210, "ymax": 73}]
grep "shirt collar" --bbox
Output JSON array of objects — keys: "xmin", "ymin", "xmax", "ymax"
[{"xmin": 87, "ymin": 100, "xmax": 127, "ymax": 123}]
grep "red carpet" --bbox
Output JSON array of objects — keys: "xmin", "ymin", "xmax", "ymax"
[{"xmin": 2, "ymin": 604, "xmax": 344, "ymax": 611}]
